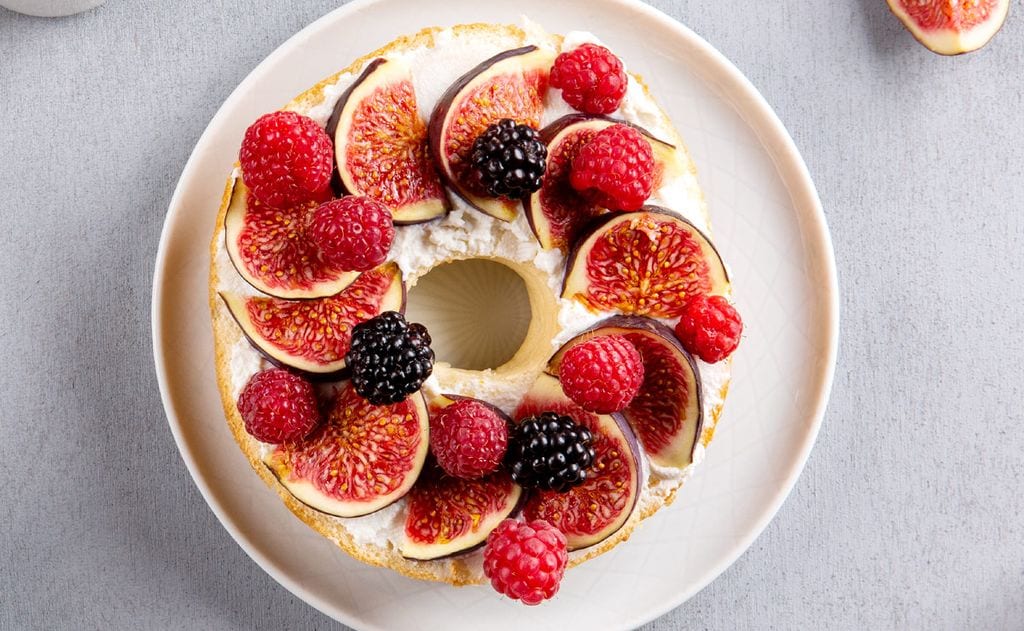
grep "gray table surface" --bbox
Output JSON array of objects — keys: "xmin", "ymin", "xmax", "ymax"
[{"xmin": 2, "ymin": 1, "xmax": 1023, "ymax": 629}]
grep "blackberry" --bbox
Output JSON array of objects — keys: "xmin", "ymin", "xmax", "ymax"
[
  {"xmin": 469, "ymin": 119, "xmax": 547, "ymax": 199},
  {"xmin": 347, "ymin": 311, "xmax": 434, "ymax": 405},
  {"xmin": 505, "ymin": 412, "xmax": 596, "ymax": 493}
]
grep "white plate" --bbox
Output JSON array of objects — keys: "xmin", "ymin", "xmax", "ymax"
[{"xmin": 152, "ymin": 1, "xmax": 838, "ymax": 628}]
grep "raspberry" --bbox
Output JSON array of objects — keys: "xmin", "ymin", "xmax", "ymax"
[
  {"xmin": 483, "ymin": 519, "xmax": 568, "ymax": 605},
  {"xmin": 308, "ymin": 196, "xmax": 395, "ymax": 271},
  {"xmin": 559, "ymin": 335, "xmax": 644, "ymax": 413},
  {"xmin": 549, "ymin": 43, "xmax": 627, "ymax": 115},
  {"xmin": 239, "ymin": 111, "xmax": 334, "ymax": 208},
  {"xmin": 674, "ymin": 294, "xmax": 743, "ymax": 363},
  {"xmin": 237, "ymin": 368, "xmax": 321, "ymax": 444},
  {"xmin": 569, "ymin": 124, "xmax": 654, "ymax": 211},
  {"xmin": 430, "ymin": 400, "xmax": 509, "ymax": 479}
]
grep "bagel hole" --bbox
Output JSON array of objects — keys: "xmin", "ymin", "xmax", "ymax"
[{"xmin": 405, "ymin": 259, "xmax": 532, "ymax": 371}]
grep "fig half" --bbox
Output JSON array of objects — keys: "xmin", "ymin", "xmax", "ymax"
[
  {"xmin": 428, "ymin": 46, "xmax": 554, "ymax": 222},
  {"xmin": 220, "ymin": 262, "xmax": 404, "ymax": 375},
  {"xmin": 514, "ymin": 373, "xmax": 641, "ymax": 550},
  {"xmin": 887, "ymin": 0, "xmax": 1009, "ymax": 55},
  {"xmin": 264, "ymin": 383, "xmax": 429, "ymax": 518},
  {"xmin": 224, "ymin": 178, "xmax": 359, "ymax": 299},
  {"xmin": 400, "ymin": 464, "xmax": 522, "ymax": 560},
  {"xmin": 562, "ymin": 207, "xmax": 729, "ymax": 318},
  {"xmin": 399, "ymin": 394, "xmax": 522, "ymax": 560},
  {"xmin": 549, "ymin": 316, "xmax": 703, "ymax": 469},
  {"xmin": 526, "ymin": 115, "xmax": 681, "ymax": 252},
  {"xmin": 326, "ymin": 58, "xmax": 448, "ymax": 224}
]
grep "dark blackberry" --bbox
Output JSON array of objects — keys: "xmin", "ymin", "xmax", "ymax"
[
  {"xmin": 469, "ymin": 118, "xmax": 547, "ymax": 199},
  {"xmin": 504, "ymin": 412, "xmax": 596, "ymax": 493},
  {"xmin": 347, "ymin": 311, "xmax": 434, "ymax": 405}
]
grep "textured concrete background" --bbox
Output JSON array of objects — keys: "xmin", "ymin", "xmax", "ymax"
[{"xmin": 1, "ymin": 1, "xmax": 1022, "ymax": 629}]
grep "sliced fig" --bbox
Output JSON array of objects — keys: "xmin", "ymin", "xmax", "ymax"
[
  {"xmin": 526, "ymin": 115, "xmax": 681, "ymax": 252},
  {"xmin": 326, "ymin": 58, "xmax": 448, "ymax": 224},
  {"xmin": 264, "ymin": 382, "xmax": 429, "ymax": 517},
  {"xmin": 400, "ymin": 463, "xmax": 522, "ymax": 560},
  {"xmin": 549, "ymin": 316, "xmax": 702, "ymax": 469},
  {"xmin": 887, "ymin": 0, "xmax": 1008, "ymax": 55},
  {"xmin": 224, "ymin": 178, "xmax": 359, "ymax": 299},
  {"xmin": 428, "ymin": 46, "xmax": 554, "ymax": 222},
  {"xmin": 220, "ymin": 263, "xmax": 404, "ymax": 375},
  {"xmin": 514, "ymin": 373, "xmax": 641, "ymax": 550},
  {"xmin": 562, "ymin": 207, "xmax": 729, "ymax": 318}
]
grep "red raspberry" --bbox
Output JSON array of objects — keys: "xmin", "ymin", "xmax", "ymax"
[
  {"xmin": 429, "ymin": 400, "xmax": 509, "ymax": 479},
  {"xmin": 307, "ymin": 196, "xmax": 395, "ymax": 271},
  {"xmin": 569, "ymin": 124, "xmax": 654, "ymax": 211},
  {"xmin": 483, "ymin": 519, "xmax": 568, "ymax": 605},
  {"xmin": 239, "ymin": 111, "xmax": 334, "ymax": 208},
  {"xmin": 549, "ymin": 43, "xmax": 627, "ymax": 115},
  {"xmin": 237, "ymin": 368, "xmax": 321, "ymax": 444},
  {"xmin": 674, "ymin": 294, "xmax": 743, "ymax": 363},
  {"xmin": 559, "ymin": 335, "xmax": 644, "ymax": 413}
]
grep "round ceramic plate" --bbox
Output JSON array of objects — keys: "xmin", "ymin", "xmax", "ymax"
[{"xmin": 152, "ymin": 1, "xmax": 838, "ymax": 628}]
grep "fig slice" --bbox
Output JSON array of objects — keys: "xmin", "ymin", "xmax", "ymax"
[
  {"xmin": 400, "ymin": 463, "xmax": 522, "ymax": 560},
  {"xmin": 549, "ymin": 316, "xmax": 703, "ymax": 469},
  {"xmin": 325, "ymin": 58, "xmax": 448, "ymax": 224},
  {"xmin": 526, "ymin": 115, "xmax": 682, "ymax": 252},
  {"xmin": 220, "ymin": 262, "xmax": 404, "ymax": 375},
  {"xmin": 562, "ymin": 207, "xmax": 729, "ymax": 318},
  {"xmin": 428, "ymin": 46, "xmax": 554, "ymax": 222},
  {"xmin": 886, "ymin": 0, "xmax": 1009, "ymax": 55},
  {"xmin": 264, "ymin": 383, "xmax": 429, "ymax": 518},
  {"xmin": 224, "ymin": 178, "xmax": 360, "ymax": 299},
  {"xmin": 514, "ymin": 373, "xmax": 641, "ymax": 550},
  {"xmin": 400, "ymin": 394, "xmax": 521, "ymax": 559}
]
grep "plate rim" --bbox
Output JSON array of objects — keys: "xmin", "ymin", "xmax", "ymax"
[{"xmin": 151, "ymin": 0, "xmax": 839, "ymax": 628}]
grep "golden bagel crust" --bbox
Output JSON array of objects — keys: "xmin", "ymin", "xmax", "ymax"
[{"xmin": 209, "ymin": 23, "xmax": 729, "ymax": 585}]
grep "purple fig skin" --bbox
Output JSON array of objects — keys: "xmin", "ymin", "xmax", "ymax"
[
  {"xmin": 523, "ymin": 194, "xmax": 543, "ymax": 242},
  {"xmin": 324, "ymin": 57, "xmax": 449, "ymax": 225},
  {"xmin": 547, "ymin": 315, "xmax": 704, "ymax": 463},
  {"xmin": 608, "ymin": 408, "xmax": 642, "ymax": 525},
  {"xmin": 262, "ymin": 469, "xmax": 398, "ymax": 518},
  {"xmin": 325, "ymin": 57, "xmax": 387, "ymax": 198},
  {"xmin": 549, "ymin": 315, "xmax": 689, "ymax": 372},
  {"xmin": 404, "ymin": 538, "xmax": 487, "ymax": 562},
  {"xmin": 392, "ymin": 280, "xmax": 409, "ymax": 316},
  {"xmin": 427, "ymin": 46, "xmax": 541, "ymax": 217},
  {"xmin": 438, "ymin": 393, "xmax": 514, "ymax": 424},
  {"xmin": 537, "ymin": 113, "xmax": 675, "ymax": 149},
  {"xmin": 222, "ymin": 176, "xmax": 240, "ymax": 262},
  {"xmin": 561, "ymin": 205, "xmax": 731, "ymax": 296}
]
